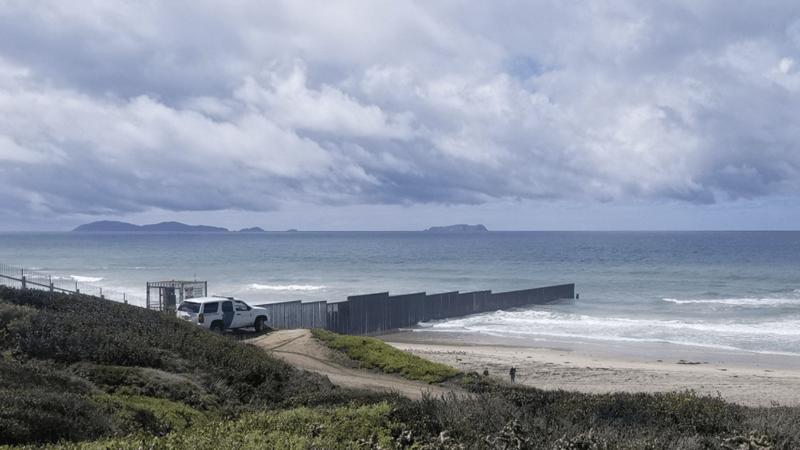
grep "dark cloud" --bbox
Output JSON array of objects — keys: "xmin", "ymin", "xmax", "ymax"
[{"xmin": 1, "ymin": 1, "xmax": 800, "ymax": 230}]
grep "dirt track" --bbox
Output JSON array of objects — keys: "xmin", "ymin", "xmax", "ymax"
[{"xmin": 247, "ymin": 329, "xmax": 463, "ymax": 400}]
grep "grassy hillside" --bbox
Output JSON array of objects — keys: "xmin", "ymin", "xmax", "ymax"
[
  {"xmin": 0, "ymin": 286, "xmax": 336, "ymax": 445},
  {"xmin": 3, "ymin": 286, "xmax": 800, "ymax": 449}
]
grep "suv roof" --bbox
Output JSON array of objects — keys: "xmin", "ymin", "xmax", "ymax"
[{"xmin": 180, "ymin": 296, "xmax": 242, "ymax": 303}]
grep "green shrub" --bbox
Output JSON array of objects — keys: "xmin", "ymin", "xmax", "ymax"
[
  {"xmin": 1, "ymin": 287, "xmax": 333, "ymax": 408},
  {"xmin": 12, "ymin": 402, "xmax": 406, "ymax": 450},
  {"xmin": 92, "ymin": 394, "xmax": 206, "ymax": 436},
  {"xmin": 309, "ymin": 328, "xmax": 337, "ymax": 342},
  {"xmin": 311, "ymin": 329, "xmax": 461, "ymax": 382},
  {"xmin": 7, "ymin": 287, "xmax": 800, "ymax": 449},
  {"xmin": 551, "ymin": 430, "xmax": 610, "ymax": 450},
  {"xmin": 0, "ymin": 387, "xmax": 112, "ymax": 446},
  {"xmin": 0, "ymin": 302, "xmax": 36, "ymax": 350},
  {"xmin": 69, "ymin": 363, "xmax": 216, "ymax": 409},
  {"xmin": 0, "ymin": 360, "xmax": 96, "ymax": 396},
  {"xmin": 0, "ymin": 301, "xmax": 35, "ymax": 330},
  {"xmin": 282, "ymin": 386, "xmax": 405, "ymax": 410}
]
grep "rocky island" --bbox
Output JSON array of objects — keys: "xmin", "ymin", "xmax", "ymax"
[
  {"xmin": 72, "ymin": 220, "xmax": 251, "ymax": 232},
  {"xmin": 423, "ymin": 224, "xmax": 488, "ymax": 232}
]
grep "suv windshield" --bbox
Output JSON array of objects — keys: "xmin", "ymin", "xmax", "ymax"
[
  {"xmin": 235, "ymin": 301, "xmax": 250, "ymax": 311},
  {"xmin": 178, "ymin": 301, "xmax": 201, "ymax": 313}
]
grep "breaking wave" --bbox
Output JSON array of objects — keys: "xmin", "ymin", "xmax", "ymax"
[
  {"xmin": 663, "ymin": 298, "xmax": 800, "ymax": 306},
  {"xmin": 249, "ymin": 284, "xmax": 325, "ymax": 291},
  {"xmin": 71, "ymin": 275, "xmax": 104, "ymax": 283}
]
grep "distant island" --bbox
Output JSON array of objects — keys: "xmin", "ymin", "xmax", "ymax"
[
  {"xmin": 423, "ymin": 224, "xmax": 489, "ymax": 232},
  {"xmin": 237, "ymin": 227, "xmax": 266, "ymax": 233},
  {"xmin": 72, "ymin": 220, "xmax": 259, "ymax": 233},
  {"xmin": 72, "ymin": 221, "xmax": 489, "ymax": 233}
]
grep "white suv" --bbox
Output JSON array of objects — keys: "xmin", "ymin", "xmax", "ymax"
[{"xmin": 176, "ymin": 297, "xmax": 269, "ymax": 333}]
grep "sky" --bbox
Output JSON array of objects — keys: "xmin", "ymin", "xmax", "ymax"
[{"xmin": 1, "ymin": 1, "xmax": 800, "ymax": 231}]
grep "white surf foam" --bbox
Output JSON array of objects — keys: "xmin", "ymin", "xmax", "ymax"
[
  {"xmin": 249, "ymin": 284, "xmax": 325, "ymax": 291},
  {"xmin": 663, "ymin": 298, "xmax": 800, "ymax": 306},
  {"xmin": 426, "ymin": 308, "xmax": 800, "ymax": 356},
  {"xmin": 71, "ymin": 275, "xmax": 104, "ymax": 283}
]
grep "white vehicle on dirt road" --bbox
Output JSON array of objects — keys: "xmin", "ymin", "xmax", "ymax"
[{"xmin": 176, "ymin": 296, "xmax": 269, "ymax": 333}]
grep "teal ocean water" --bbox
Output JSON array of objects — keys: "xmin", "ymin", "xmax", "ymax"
[{"xmin": 1, "ymin": 231, "xmax": 799, "ymax": 366}]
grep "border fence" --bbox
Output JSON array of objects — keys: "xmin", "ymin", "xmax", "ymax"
[
  {"xmin": 1, "ymin": 262, "xmax": 574, "ymax": 336},
  {"xmin": 258, "ymin": 283, "xmax": 575, "ymax": 335},
  {"xmin": 0, "ymin": 263, "xmax": 139, "ymax": 305}
]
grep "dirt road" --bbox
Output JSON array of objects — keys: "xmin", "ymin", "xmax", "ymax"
[{"xmin": 247, "ymin": 329, "xmax": 463, "ymax": 400}]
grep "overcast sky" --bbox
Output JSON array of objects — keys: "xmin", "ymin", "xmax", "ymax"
[{"xmin": 2, "ymin": 1, "xmax": 800, "ymax": 231}]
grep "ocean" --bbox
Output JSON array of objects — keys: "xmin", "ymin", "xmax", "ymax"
[{"xmin": 1, "ymin": 231, "xmax": 799, "ymax": 368}]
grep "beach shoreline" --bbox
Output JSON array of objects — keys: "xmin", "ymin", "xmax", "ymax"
[{"xmin": 380, "ymin": 330, "xmax": 800, "ymax": 408}]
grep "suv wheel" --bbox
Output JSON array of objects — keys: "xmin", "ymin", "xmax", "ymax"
[
  {"xmin": 254, "ymin": 316, "xmax": 266, "ymax": 333},
  {"xmin": 210, "ymin": 321, "xmax": 224, "ymax": 333}
]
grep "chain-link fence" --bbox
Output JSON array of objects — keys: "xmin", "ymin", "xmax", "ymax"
[{"xmin": 0, "ymin": 263, "xmax": 140, "ymax": 305}]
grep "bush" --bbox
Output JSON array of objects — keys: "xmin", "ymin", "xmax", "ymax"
[
  {"xmin": 0, "ymin": 360, "xmax": 96, "ymax": 396},
  {"xmin": 310, "ymin": 328, "xmax": 461, "ymax": 382},
  {"xmin": 0, "ymin": 387, "xmax": 112, "ymax": 446},
  {"xmin": 92, "ymin": 394, "xmax": 206, "ymax": 437},
  {"xmin": 6, "ymin": 287, "xmax": 800, "ymax": 449},
  {"xmin": 69, "ymin": 362, "xmax": 215, "ymax": 409},
  {"xmin": 1, "ymin": 287, "xmax": 334, "ymax": 408},
  {"xmin": 10, "ymin": 402, "xmax": 406, "ymax": 450}
]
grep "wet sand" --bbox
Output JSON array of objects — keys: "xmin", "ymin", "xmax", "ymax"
[{"xmin": 380, "ymin": 331, "xmax": 800, "ymax": 407}]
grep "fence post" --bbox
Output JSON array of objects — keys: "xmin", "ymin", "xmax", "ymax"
[
  {"xmin": 49, "ymin": 276, "xmax": 54, "ymax": 292},
  {"xmin": 21, "ymin": 269, "xmax": 26, "ymax": 290},
  {"xmin": 124, "ymin": 293, "xmax": 127, "ymax": 305},
  {"xmin": 75, "ymin": 282, "xmax": 79, "ymax": 294},
  {"xmin": 100, "ymin": 287, "xmax": 104, "ymax": 300}
]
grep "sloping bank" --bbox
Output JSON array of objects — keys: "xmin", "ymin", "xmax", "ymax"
[
  {"xmin": 247, "ymin": 328, "xmax": 464, "ymax": 399},
  {"xmin": 2, "ymin": 286, "xmax": 799, "ymax": 449}
]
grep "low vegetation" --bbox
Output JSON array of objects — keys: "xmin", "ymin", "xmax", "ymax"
[
  {"xmin": 3, "ymin": 286, "xmax": 800, "ymax": 449},
  {"xmin": 310, "ymin": 328, "xmax": 462, "ymax": 382}
]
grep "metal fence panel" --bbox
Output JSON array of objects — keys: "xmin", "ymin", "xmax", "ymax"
[
  {"xmin": 490, "ymin": 284, "xmax": 574, "ymax": 310},
  {"xmin": 277, "ymin": 302, "xmax": 287, "ymax": 329},
  {"xmin": 422, "ymin": 293, "xmax": 439, "ymax": 322},
  {"xmin": 459, "ymin": 290, "xmax": 491, "ymax": 314},
  {"xmin": 346, "ymin": 292, "xmax": 391, "ymax": 334},
  {"xmin": 443, "ymin": 291, "xmax": 458, "ymax": 319},
  {"xmin": 301, "ymin": 301, "xmax": 327, "ymax": 328},
  {"xmin": 423, "ymin": 291, "xmax": 459, "ymax": 322},
  {"xmin": 408, "ymin": 292, "xmax": 424, "ymax": 325},
  {"xmin": 388, "ymin": 292, "xmax": 425, "ymax": 329},
  {"xmin": 368, "ymin": 292, "xmax": 390, "ymax": 333},
  {"xmin": 327, "ymin": 301, "xmax": 349, "ymax": 334},
  {"xmin": 284, "ymin": 300, "xmax": 302, "ymax": 329},
  {"xmin": 347, "ymin": 294, "xmax": 362, "ymax": 335}
]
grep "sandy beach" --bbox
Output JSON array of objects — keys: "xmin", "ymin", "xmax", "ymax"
[{"xmin": 380, "ymin": 331, "xmax": 800, "ymax": 408}]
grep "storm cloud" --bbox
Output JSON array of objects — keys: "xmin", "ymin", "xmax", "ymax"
[{"xmin": 1, "ymin": 1, "xmax": 800, "ymax": 230}]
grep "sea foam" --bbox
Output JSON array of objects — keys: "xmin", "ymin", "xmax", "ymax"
[
  {"xmin": 664, "ymin": 298, "xmax": 800, "ymax": 306},
  {"xmin": 250, "ymin": 284, "xmax": 325, "ymax": 291},
  {"xmin": 71, "ymin": 275, "xmax": 104, "ymax": 283}
]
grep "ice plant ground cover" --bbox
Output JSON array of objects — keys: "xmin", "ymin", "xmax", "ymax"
[{"xmin": 310, "ymin": 328, "xmax": 462, "ymax": 383}]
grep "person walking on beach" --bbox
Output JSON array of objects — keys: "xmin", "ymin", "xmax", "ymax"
[{"xmin": 509, "ymin": 366, "xmax": 516, "ymax": 382}]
